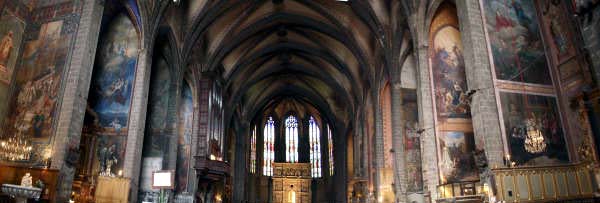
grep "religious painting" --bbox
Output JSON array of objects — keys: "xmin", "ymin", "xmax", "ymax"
[
  {"xmin": 0, "ymin": 10, "xmax": 24, "ymax": 126},
  {"xmin": 139, "ymin": 57, "xmax": 171, "ymax": 200},
  {"xmin": 142, "ymin": 58, "xmax": 171, "ymax": 158},
  {"xmin": 86, "ymin": 14, "xmax": 138, "ymax": 136},
  {"xmin": 381, "ymin": 85, "xmax": 393, "ymax": 168},
  {"xmin": 402, "ymin": 89, "xmax": 423, "ymax": 193},
  {"xmin": 176, "ymin": 81, "xmax": 193, "ymax": 193},
  {"xmin": 0, "ymin": 11, "xmax": 24, "ymax": 84},
  {"xmin": 540, "ymin": 0, "xmax": 576, "ymax": 64},
  {"xmin": 431, "ymin": 25, "xmax": 470, "ymax": 119},
  {"xmin": 438, "ymin": 132, "xmax": 479, "ymax": 184},
  {"xmin": 93, "ymin": 135, "xmax": 127, "ymax": 177},
  {"xmin": 500, "ymin": 92, "xmax": 569, "ymax": 166},
  {"xmin": 5, "ymin": 20, "xmax": 69, "ymax": 142},
  {"xmin": 430, "ymin": 3, "xmax": 479, "ymax": 185},
  {"xmin": 483, "ymin": 0, "xmax": 551, "ymax": 85}
]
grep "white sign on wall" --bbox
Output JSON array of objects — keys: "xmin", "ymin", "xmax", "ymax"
[{"xmin": 152, "ymin": 170, "xmax": 174, "ymax": 189}]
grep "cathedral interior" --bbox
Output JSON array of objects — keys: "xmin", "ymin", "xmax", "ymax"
[{"xmin": 1, "ymin": 0, "xmax": 600, "ymax": 202}]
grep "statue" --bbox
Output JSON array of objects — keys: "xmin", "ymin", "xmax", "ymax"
[
  {"xmin": 288, "ymin": 185, "xmax": 296, "ymax": 203},
  {"xmin": 98, "ymin": 144, "xmax": 118, "ymax": 176},
  {"xmin": 21, "ymin": 173, "xmax": 33, "ymax": 187}
]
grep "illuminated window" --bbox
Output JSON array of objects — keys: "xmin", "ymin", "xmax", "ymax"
[
  {"xmin": 309, "ymin": 117, "xmax": 322, "ymax": 178},
  {"xmin": 263, "ymin": 117, "xmax": 275, "ymax": 176},
  {"xmin": 285, "ymin": 115, "xmax": 299, "ymax": 163},
  {"xmin": 328, "ymin": 124, "xmax": 334, "ymax": 176},
  {"xmin": 250, "ymin": 125, "xmax": 257, "ymax": 174}
]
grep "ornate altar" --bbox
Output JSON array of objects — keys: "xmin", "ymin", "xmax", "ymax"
[{"xmin": 272, "ymin": 163, "xmax": 311, "ymax": 203}]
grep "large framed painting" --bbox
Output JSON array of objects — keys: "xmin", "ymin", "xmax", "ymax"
[
  {"xmin": 0, "ymin": 10, "xmax": 24, "ymax": 84},
  {"xmin": 499, "ymin": 91, "xmax": 569, "ymax": 166},
  {"xmin": 87, "ymin": 14, "xmax": 138, "ymax": 136},
  {"xmin": 438, "ymin": 131, "xmax": 479, "ymax": 183},
  {"xmin": 85, "ymin": 13, "xmax": 139, "ymax": 176},
  {"xmin": 540, "ymin": 0, "xmax": 576, "ymax": 64},
  {"xmin": 431, "ymin": 25, "xmax": 470, "ymax": 120},
  {"xmin": 0, "ymin": 10, "xmax": 24, "ymax": 126},
  {"xmin": 483, "ymin": 0, "xmax": 552, "ymax": 85},
  {"xmin": 7, "ymin": 19, "xmax": 69, "ymax": 143},
  {"xmin": 402, "ymin": 89, "xmax": 423, "ymax": 192},
  {"xmin": 176, "ymin": 80, "xmax": 193, "ymax": 193},
  {"xmin": 142, "ymin": 58, "xmax": 171, "ymax": 158}
]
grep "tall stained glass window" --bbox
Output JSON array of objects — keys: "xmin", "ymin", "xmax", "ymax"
[
  {"xmin": 285, "ymin": 115, "xmax": 299, "ymax": 163},
  {"xmin": 327, "ymin": 124, "xmax": 334, "ymax": 176},
  {"xmin": 309, "ymin": 117, "xmax": 322, "ymax": 178},
  {"xmin": 250, "ymin": 125, "xmax": 257, "ymax": 174},
  {"xmin": 263, "ymin": 117, "xmax": 275, "ymax": 176}
]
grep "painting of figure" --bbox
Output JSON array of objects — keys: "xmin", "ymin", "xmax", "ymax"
[
  {"xmin": 438, "ymin": 132, "xmax": 478, "ymax": 184},
  {"xmin": 176, "ymin": 81, "xmax": 193, "ymax": 193},
  {"xmin": 431, "ymin": 25, "xmax": 470, "ymax": 119},
  {"xmin": 94, "ymin": 135, "xmax": 126, "ymax": 176},
  {"xmin": 541, "ymin": 0, "xmax": 576, "ymax": 64},
  {"xmin": 500, "ymin": 92, "xmax": 569, "ymax": 166},
  {"xmin": 5, "ymin": 20, "xmax": 68, "ymax": 142},
  {"xmin": 0, "ymin": 11, "xmax": 24, "ymax": 127},
  {"xmin": 142, "ymin": 58, "xmax": 171, "ymax": 158},
  {"xmin": 484, "ymin": 0, "xmax": 551, "ymax": 85},
  {"xmin": 86, "ymin": 14, "xmax": 138, "ymax": 136},
  {"xmin": 402, "ymin": 89, "xmax": 423, "ymax": 193}
]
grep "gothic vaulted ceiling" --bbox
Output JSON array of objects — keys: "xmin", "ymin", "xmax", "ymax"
[{"xmin": 144, "ymin": 0, "xmax": 425, "ymax": 129}]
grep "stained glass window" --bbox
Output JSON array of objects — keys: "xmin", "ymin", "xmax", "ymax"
[
  {"xmin": 285, "ymin": 115, "xmax": 299, "ymax": 163},
  {"xmin": 327, "ymin": 124, "xmax": 334, "ymax": 176},
  {"xmin": 250, "ymin": 125, "xmax": 257, "ymax": 174},
  {"xmin": 263, "ymin": 117, "xmax": 275, "ymax": 176},
  {"xmin": 309, "ymin": 117, "xmax": 322, "ymax": 178}
]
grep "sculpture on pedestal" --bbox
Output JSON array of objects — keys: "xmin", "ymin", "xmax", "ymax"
[{"xmin": 20, "ymin": 173, "xmax": 32, "ymax": 187}]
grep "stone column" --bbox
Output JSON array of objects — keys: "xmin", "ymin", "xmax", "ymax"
[
  {"xmin": 233, "ymin": 121, "xmax": 249, "ymax": 202},
  {"xmin": 52, "ymin": 1, "xmax": 104, "ymax": 202},
  {"xmin": 390, "ymin": 83, "xmax": 406, "ymax": 203},
  {"xmin": 415, "ymin": 45, "xmax": 439, "ymax": 200},
  {"xmin": 334, "ymin": 127, "xmax": 349, "ymax": 202},
  {"xmin": 374, "ymin": 96, "xmax": 384, "ymax": 201},
  {"xmin": 123, "ymin": 46, "xmax": 153, "ymax": 203},
  {"xmin": 456, "ymin": 0, "xmax": 504, "ymax": 167}
]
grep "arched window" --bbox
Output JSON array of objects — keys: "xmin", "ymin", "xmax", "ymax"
[
  {"xmin": 250, "ymin": 125, "xmax": 257, "ymax": 174},
  {"xmin": 327, "ymin": 124, "xmax": 334, "ymax": 176},
  {"xmin": 309, "ymin": 117, "xmax": 322, "ymax": 178},
  {"xmin": 263, "ymin": 117, "xmax": 275, "ymax": 176},
  {"xmin": 285, "ymin": 115, "xmax": 299, "ymax": 163}
]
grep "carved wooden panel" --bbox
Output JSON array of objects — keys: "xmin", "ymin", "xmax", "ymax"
[{"xmin": 272, "ymin": 163, "xmax": 311, "ymax": 203}]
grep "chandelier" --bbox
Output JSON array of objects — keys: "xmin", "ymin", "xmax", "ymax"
[
  {"xmin": 524, "ymin": 115, "xmax": 546, "ymax": 154},
  {"xmin": 0, "ymin": 136, "xmax": 33, "ymax": 161}
]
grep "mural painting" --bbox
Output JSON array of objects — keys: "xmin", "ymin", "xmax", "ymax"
[
  {"xmin": 500, "ymin": 92, "xmax": 569, "ymax": 166},
  {"xmin": 0, "ymin": 10, "xmax": 24, "ymax": 126},
  {"xmin": 94, "ymin": 135, "xmax": 126, "ymax": 176},
  {"xmin": 176, "ymin": 81, "xmax": 193, "ymax": 193},
  {"xmin": 402, "ymin": 89, "xmax": 423, "ymax": 193},
  {"xmin": 541, "ymin": 0, "xmax": 576, "ymax": 64},
  {"xmin": 87, "ymin": 14, "xmax": 138, "ymax": 136},
  {"xmin": 85, "ymin": 13, "xmax": 138, "ymax": 176},
  {"xmin": 439, "ymin": 132, "xmax": 478, "ymax": 183},
  {"xmin": 6, "ymin": 19, "xmax": 69, "ymax": 144},
  {"xmin": 139, "ymin": 57, "xmax": 171, "ymax": 200},
  {"xmin": 142, "ymin": 58, "xmax": 171, "ymax": 159},
  {"xmin": 431, "ymin": 25, "xmax": 470, "ymax": 119},
  {"xmin": 429, "ymin": 3, "xmax": 478, "ymax": 184},
  {"xmin": 483, "ymin": 0, "xmax": 551, "ymax": 85}
]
